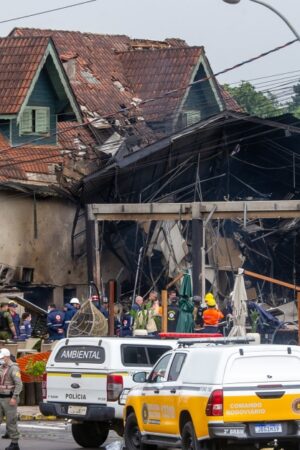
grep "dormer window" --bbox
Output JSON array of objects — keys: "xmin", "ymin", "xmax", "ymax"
[{"xmin": 20, "ymin": 107, "xmax": 50, "ymax": 135}]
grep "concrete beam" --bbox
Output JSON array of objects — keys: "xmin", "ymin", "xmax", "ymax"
[{"xmin": 88, "ymin": 200, "xmax": 300, "ymax": 221}]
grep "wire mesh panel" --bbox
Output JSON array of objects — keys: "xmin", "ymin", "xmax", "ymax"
[{"xmin": 67, "ymin": 299, "xmax": 108, "ymax": 337}]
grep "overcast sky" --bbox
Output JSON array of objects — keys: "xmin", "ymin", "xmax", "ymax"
[{"xmin": 1, "ymin": 0, "xmax": 300, "ymax": 87}]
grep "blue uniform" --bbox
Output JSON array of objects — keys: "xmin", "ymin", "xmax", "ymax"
[
  {"xmin": 92, "ymin": 302, "xmax": 109, "ymax": 319},
  {"xmin": 19, "ymin": 320, "xmax": 32, "ymax": 340},
  {"xmin": 47, "ymin": 309, "xmax": 65, "ymax": 340},
  {"xmin": 63, "ymin": 304, "xmax": 77, "ymax": 332}
]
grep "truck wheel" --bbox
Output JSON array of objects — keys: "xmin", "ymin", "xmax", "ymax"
[
  {"xmin": 182, "ymin": 421, "xmax": 200, "ymax": 450},
  {"xmin": 125, "ymin": 412, "xmax": 155, "ymax": 450},
  {"xmin": 71, "ymin": 421, "xmax": 109, "ymax": 448}
]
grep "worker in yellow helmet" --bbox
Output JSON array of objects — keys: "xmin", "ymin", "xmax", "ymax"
[{"xmin": 203, "ymin": 293, "xmax": 224, "ymax": 333}]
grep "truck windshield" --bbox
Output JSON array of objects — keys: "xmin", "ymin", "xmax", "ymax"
[{"xmin": 224, "ymin": 355, "xmax": 300, "ymax": 383}]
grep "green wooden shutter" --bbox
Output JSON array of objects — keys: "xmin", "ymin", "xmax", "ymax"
[
  {"xmin": 20, "ymin": 109, "xmax": 33, "ymax": 134},
  {"xmin": 35, "ymin": 108, "xmax": 49, "ymax": 133}
]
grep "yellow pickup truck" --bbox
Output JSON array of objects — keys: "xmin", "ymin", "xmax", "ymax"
[{"xmin": 124, "ymin": 339, "xmax": 300, "ymax": 450}]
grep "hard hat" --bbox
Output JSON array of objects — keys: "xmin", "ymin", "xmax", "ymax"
[
  {"xmin": 206, "ymin": 297, "xmax": 216, "ymax": 307},
  {"xmin": 204, "ymin": 293, "xmax": 214, "ymax": 303},
  {"xmin": 70, "ymin": 298, "xmax": 80, "ymax": 305},
  {"xmin": 0, "ymin": 348, "xmax": 10, "ymax": 358}
]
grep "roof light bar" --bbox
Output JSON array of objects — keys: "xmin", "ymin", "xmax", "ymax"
[{"xmin": 178, "ymin": 336, "xmax": 254, "ymax": 347}]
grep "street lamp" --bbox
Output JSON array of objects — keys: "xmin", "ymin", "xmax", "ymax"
[{"xmin": 223, "ymin": 0, "xmax": 300, "ymax": 42}]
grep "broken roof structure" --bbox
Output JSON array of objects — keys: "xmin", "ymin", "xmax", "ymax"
[
  {"xmin": 0, "ymin": 27, "xmax": 239, "ymax": 191},
  {"xmin": 9, "ymin": 28, "xmax": 238, "ymax": 177},
  {"xmin": 82, "ymin": 110, "xmax": 300, "ymax": 306}
]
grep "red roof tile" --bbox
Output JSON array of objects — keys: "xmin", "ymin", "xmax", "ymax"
[
  {"xmin": 0, "ymin": 120, "xmax": 100, "ymax": 183},
  {"xmin": 219, "ymin": 85, "xmax": 243, "ymax": 113},
  {"xmin": 0, "ymin": 36, "xmax": 50, "ymax": 114},
  {"xmin": 119, "ymin": 47, "xmax": 203, "ymax": 122},
  {"xmin": 12, "ymin": 28, "xmax": 197, "ymax": 125},
  {"xmin": 12, "ymin": 28, "xmax": 136, "ymax": 117},
  {"xmin": 0, "ymin": 133, "xmax": 62, "ymax": 180}
]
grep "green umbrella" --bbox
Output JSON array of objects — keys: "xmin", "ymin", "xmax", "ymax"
[{"xmin": 176, "ymin": 271, "xmax": 194, "ymax": 333}]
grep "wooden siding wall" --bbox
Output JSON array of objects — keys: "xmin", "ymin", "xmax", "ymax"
[
  {"xmin": 11, "ymin": 68, "xmax": 58, "ymax": 146},
  {"xmin": 183, "ymin": 64, "xmax": 220, "ymax": 119}
]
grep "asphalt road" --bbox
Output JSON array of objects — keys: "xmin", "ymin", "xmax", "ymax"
[{"xmin": 1, "ymin": 421, "xmax": 123, "ymax": 450}]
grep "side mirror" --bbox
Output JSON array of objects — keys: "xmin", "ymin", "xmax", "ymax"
[{"xmin": 133, "ymin": 371, "xmax": 148, "ymax": 383}]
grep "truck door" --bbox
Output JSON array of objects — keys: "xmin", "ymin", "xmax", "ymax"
[
  {"xmin": 164, "ymin": 352, "xmax": 187, "ymax": 434},
  {"xmin": 140, "ymin": 353, "xmax": 172, "ymax": 434}
]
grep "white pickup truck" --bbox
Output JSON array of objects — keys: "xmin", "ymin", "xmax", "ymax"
[{"xmin": 40, "ymin": 336, "xmax": 176, "ymax": 447}]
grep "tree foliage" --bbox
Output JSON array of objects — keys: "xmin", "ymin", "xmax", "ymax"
[
  {"xmin": 288, "ymin": 82, "xmax": 300, "ymax": 118},
  {"xmin": 223, "ymin": 81, "xmax": 282, "ymax": 118}
]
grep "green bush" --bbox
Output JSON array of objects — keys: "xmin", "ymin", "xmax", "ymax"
[{"xmin": 25, "ymin": 360, "xmax": 46, "ymax": 378}]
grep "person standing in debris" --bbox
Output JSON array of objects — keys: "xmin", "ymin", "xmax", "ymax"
[
  {"xmin": 8, "ymin": 304, "xmax": 20, "ymax": 338},
  {"xmin": 0, "ymin": 348, "xmax": 23, "ymax": 450},
  {"xmin": 0, "ymin": 304, "xmax": 17, "ymax": 341},
  {"xmin": 202, "ymin": 295, "xmax": 224, "ymax": 333},
  {"xmin": 47, "ymin": 304, "xmax": 65, "ymax": 340},
  {"xmin": 19, "ymin": 313, "xmax": 32, "ymax": 340}
]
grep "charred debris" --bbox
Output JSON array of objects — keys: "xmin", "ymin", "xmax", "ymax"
[{"xmin": 81, "ymin": 111, "xmax": 300, "ymax": 308}]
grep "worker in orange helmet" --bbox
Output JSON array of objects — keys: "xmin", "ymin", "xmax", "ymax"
[{"xmin": 202, "ymin": 294, "xmax": 224, "ymax": 333}]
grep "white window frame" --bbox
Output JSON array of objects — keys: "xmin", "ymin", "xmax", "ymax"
[
  {"xmin": 183, "ymin": 109, "xmax": 201, "ymax": 127},
  {"xmin": 19, "ymin": 106, "xmax": 50, "ymax": 136}
]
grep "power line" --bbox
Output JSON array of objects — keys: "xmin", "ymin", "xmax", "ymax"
[
  {"xmin": 226, "ymin": 69, "xmax": 300, "ymax": 86},
  {"xmin": 0, "ymin": 0, "xmax": 97, "ymax": 25}
]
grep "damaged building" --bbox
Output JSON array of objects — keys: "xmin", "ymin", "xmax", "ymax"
[
  {"xmin": 0, "ymin": 28, "xmax": 232, "ymax": 306},
  {"xmin": 0, "ymin": 27, "xmax": 299, "ymax": 312},
  {"xmin": 84, "ymin": 111, "xmax": 300, "ymax": 310}
]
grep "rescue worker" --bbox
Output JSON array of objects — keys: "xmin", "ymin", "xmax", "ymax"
[
  {"xmin": 167, "ymin": 290, "xmax": 177, "ymax": 306},
  {"xmin": 193, "ymin": 296, "xmax": 204, "ymax": 331},
  {"xmin": 70, "ymin": 297, "xmax": 81, "ymax": 310},
  {"xmin": 47, "ymin": 304, "xmax": 65, "ymax": 340},
  {"xmin": 167, "ymin": 295, "xmax": 179, "ymax": 332},
  {"xmin": 0, "ymin": 348, "xmax": 23, "ymax": 450},
  {"xmin": 202, "ymin": 295, "xmax": 224, "ymax": 333},
  {"xmin": 7, "ymin": 304, "xmax": 20, "ymax": 338},
  {"xmin": 0, "ymin": 304, "xmax": 17, "ymax": 341},
  {"xmin": 63, "ymin": 303, "xmax": 76, "ymax": 333}
]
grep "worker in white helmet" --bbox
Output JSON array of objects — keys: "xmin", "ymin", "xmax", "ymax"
[
  {"xmin": 63, "ymin": 298, "xmax": 81, "ymax": 333},
  {"xmin": 70, "ymin": 298, "xmax": 81, "ymax": 310}
]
